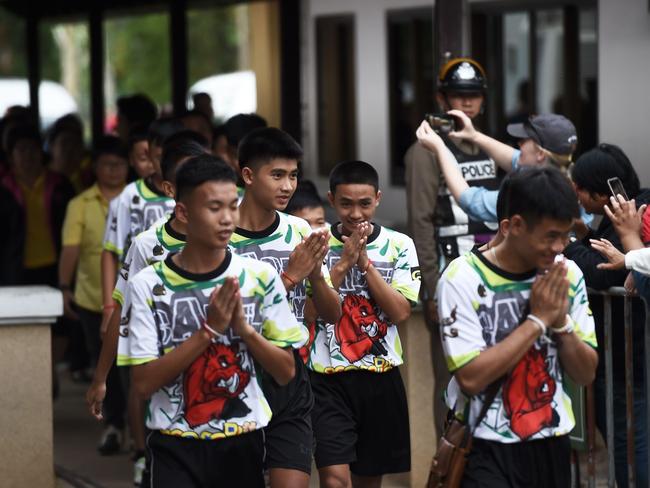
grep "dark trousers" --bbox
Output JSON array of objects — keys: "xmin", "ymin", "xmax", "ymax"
[{"xmin": 77, "ymin": 307, "xmax": 126, "ymax": 430}]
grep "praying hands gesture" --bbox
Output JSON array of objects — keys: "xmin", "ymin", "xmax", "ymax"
[{"xmin": 284, "ymin": 228, "xmax": 330, "ymax": 289}]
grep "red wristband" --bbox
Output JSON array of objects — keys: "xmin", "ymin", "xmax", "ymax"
[
  {"xmin": 361, "ymin": 259, "xmax": 373, "ymax": 275},
  {"xmin": 102, "ymin": 304, "xmax": 115, "ymax": 310},
  {"xmin": 281, "ymin": 271, "xmax": 298, "ymax": 288}
]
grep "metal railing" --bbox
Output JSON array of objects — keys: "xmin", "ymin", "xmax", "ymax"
[{"xmin": 582, "ymin": 287, "xmax": 649, "ymax": 488}]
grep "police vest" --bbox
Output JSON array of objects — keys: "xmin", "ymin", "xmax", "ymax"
[{"xmin": 434, "ymin": 136, "xmax": 501, "ymax": 260}]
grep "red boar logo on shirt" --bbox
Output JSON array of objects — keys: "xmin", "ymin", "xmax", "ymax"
[
  {"xmin": 335, "ymin": 294, "xmax": 389, "ymax": 363},
  {"xmin": 184, "ymin": 343, "xmax": 251, "ymax": 428},
  {"xmin": 502, "ymin": 347, "xmax": 558, "ymax": 440}
]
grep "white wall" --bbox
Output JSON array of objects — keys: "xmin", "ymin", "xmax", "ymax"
[
  {"xmin": 598, "ymin": 0, "xmax": 650, "ymax": 185},
  {"xmin": 301, "ymin": 0, "xmax": 435, "ymax": 228}
]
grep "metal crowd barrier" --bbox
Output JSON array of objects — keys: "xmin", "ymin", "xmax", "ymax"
[{"xmin": 581, "ymin": 287, "xmax": 649, "ymax": 488}]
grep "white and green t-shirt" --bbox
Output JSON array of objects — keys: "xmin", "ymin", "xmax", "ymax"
[
  {"xmin": 436, "ymin": 250, "xmax": 597, "ymax": 443},
  {"xmin": 119, "ymin": 251, "xmax": 306, "ymax": 440},
  {"xmin": 308, "ymin": 224, "xmax": 420, "ymax": 374},
  {"xmin": 103, "ymin": 178, "xmax": 175, "ymax": 259},
  {"xmin": 113, "ymin": 216, "xmax": 186, "ymax": 306},
  {"xmin": 229, "ymin": 211, "xmax": 330, "ymax": 331}
]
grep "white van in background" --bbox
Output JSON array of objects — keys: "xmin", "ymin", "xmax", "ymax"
[{"xmin": 0, "ymin": 78, "xmax": 78, "ymax": 129}]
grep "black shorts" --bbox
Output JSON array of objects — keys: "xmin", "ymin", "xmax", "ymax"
[
  {"xmin": 309, "ymin": 367, "xmax": 410, "ymax": 476},
  {"xmin": 462, "ymin": 435, "xmax": 571, "ymax": 488},
  {"xmin": 262, "ymin": 350, "xmax": 314, "ymax": 473},
  {"xmin": 147, "ymin": 430, "xmax": 265, "ymax": 488}
]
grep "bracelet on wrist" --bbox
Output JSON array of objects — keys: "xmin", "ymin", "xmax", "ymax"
[
  {"xmin": 360, "ymin": 259, "xmax": 373, "ymax": 276},
  {"xmin": 550, "ymin": 315, "xmax": 575, "ymax": 335},
  {"xmin": 281, "ymin": 271, "xmax": 298, "ymax": 288},
  {"xmin": 527, "ymin": 314, "xmax": 547, "ymax": 335},
  {"xmin": 102, "ymin": 303, "xmax": 115, "ymax": 310},
  {"xmin": 202, "ymin": 320, "xmax": 223, "ymax": 338}
]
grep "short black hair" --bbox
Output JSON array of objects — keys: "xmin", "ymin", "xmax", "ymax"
[
  {"xmin": 181, "ymin": 109, "xmax": 213, "ymax": 128},
  {"xmin": 223, "ymin": 113, "xmax": 267, "ymax": 149},
  {"xmin": 495, "ymin": 175, "xmax": 512, "ymax": 222},
  {"xmin": 48, "ymin": 113, "xmax": 83, "ymax": 146},
  {"xmin": 501, "ymin": 166, "xmax": 579, "ymax": 227},
  {"xmin": 147, "ymin": 117, "xmax": 184, "ymax": 148},
  {"xmin": 127, "ymin": 124, "xmax": 149, "ymax": 154},
  {"xmin": 92, "ymin": 135, "xmax": 127, "ymax": 162},
  {"xmin": 116, "ymin": 94, "xmax": 157, "ymax": 127},
  {"xmin": 160, "ymin": 131, "xmax": 209, "ymax": 182},
  {"xmin": 329, "ymin": 160, "xmax": 379, "ymax": 194},
  {"xmin": 285, "ymin": 181, "xmax": 324, "ymax": 214},
  {"xmin": 238, "ymin": 127, "xmax": 303, "ymax": 170},
  {"xmin": 6, "ymin": 124, "xmax": 41, "ymax": 155},
  {"xmin": 571, "ymin": 143, "xmax": 640, "ymax": 198},
  {"xmin": 175, "ymin": 154, "xmax": 238, "ymax": 202}
]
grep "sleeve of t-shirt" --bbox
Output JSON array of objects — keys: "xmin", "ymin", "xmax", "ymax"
[
  {"xmin": 566, "ymin": 262, "xmax": 597, "ymax": 349},
  {"xmin": 625, "ymin": 248, "xmax": 650, "ymax": 275},
  {"xmin": 62, "ymin": 197, "xmax": 84, "ymax": 246},
  {"xmin": 122, "ymin": 276, "xmax": 160, "ymax": 365},
  {"xmin": 436, "ymin": 260, "xmax": 486, "ymax": 373},
  {"xmin": 512, "ymin": 149, "xmax": 521, "ymax": 170},
  {"xmin": 112, "ymin": 240, "xmax": 139, "ymax": 306},
  {"xmin": 104, "ymin": 193, "xmax": 131, "ymax": 257},
  {"xmin": 102, "ymin": 197, "xmax": 119, "ymax": 252},
  {"xmin": 115, "ymin": 291, "xmax": 131, "ymax": 366},
  {"xmin": 457, "ymin": 187, "xmax": 499, "ymax": 223},
  {"xmin": 259, "ymin": 265, "xmax": 309, "ymax": 349},
  {"xmin": 389, "ymin": 234, "xmax": 421, "ymax": 305}
]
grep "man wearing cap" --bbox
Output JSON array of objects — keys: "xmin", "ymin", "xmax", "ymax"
[
  {"xmin": 415, "ymin": 111, "xmax": 580, "ymax": 223},
  {"xmin": 405, "ymin": 57, "xmax": 500, "ymax": 437}
]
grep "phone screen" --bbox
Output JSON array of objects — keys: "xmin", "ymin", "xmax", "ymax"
[
  {"xmin": 607, "ymin": 177, "xmax": 629, "ymax": 201},
  {"xmin": 425, "ymin": 113, "xmax": 455, "ymax": 134}
]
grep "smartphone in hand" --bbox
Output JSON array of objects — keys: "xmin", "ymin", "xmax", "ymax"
[
  {"xmin": 425, "ymin": 113, "xmax": 456, "ymax": 134},
  {"xmin": 607, "ymin": 177, "xmax": 628, "ymax": 201}
]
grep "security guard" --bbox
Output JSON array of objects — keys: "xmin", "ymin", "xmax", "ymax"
[{"xmin": 404, "ymin": 57, "xmax": 500, "ymax": 437}]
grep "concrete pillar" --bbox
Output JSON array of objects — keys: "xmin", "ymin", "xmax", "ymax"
[
  {"xmin": 0, "ymin": 286, "xmax": 62, "ymax": 488},
  {"xmin": 382, "ymin": 308, "xmax": 436, "ymax": 488}
]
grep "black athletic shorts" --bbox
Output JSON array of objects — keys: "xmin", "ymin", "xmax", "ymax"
[
  {"xmin": 309, "ymin": 367, "xmax": 411, "ymax": 476},
  {"xmin": 462, "ymin": 435, "xmax": 571, "ymax": 488},
  {"xmin": 147, "ymin": 430, "xmax": 265, "ymax": 488},
  {"xmin": 261, "ymin": 350, "xmax": 314, "ymax": 473}
]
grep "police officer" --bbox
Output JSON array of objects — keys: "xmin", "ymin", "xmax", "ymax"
[{"xmin": 404, "ymin": 57, "xmax": 500, "ymax": 438}]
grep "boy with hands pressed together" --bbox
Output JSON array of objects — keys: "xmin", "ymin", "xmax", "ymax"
[
  {"xmin": 124, "ymin": 155, "xmax": 303, "ymax": 487},
  {"xmin": 309, "ymin": 161, "xmax": 420, "ymax": 488}
]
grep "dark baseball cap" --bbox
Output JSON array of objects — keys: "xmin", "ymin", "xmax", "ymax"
[{"xmin": 507, "ymin": 114, "xmax": 577, "ymax": 155}]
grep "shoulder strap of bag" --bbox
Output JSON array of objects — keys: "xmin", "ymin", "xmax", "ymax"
[{"xmin": 470, "ymin": 376, "xmax": 504, "ymax": 435}]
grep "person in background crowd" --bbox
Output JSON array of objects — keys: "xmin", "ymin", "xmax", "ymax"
[
  {"xmin": 115, "ymin": 94, "xmax": 158, "ymax": 143},
  {"xmin": 564, "ymin": 144, "xmax": 649, "ymax": 488},
  {"xmin": 0, "ymin": 123, "xmax": 75, "ymax": 286},
  {"xmin": 415, "ymin": 112, "xmax": 579, "ymax": 223},
  {"xmin": 285, "ymin": 180, "xmax": 329, "ymax": 230},
  {"xmin": 222, "ymin": 113, "xmax": 267, "ymax": 177},
  {"xmin": 126, "ymin": 125, "xmax": 155, "ymax": 181},
  {"xmin": 180, "ymin": 109, "xmax": 214, "ymax": 149},
  {"xmin": 591, "ymin": 195, "xmax": 650, "ymax": 297},
  {"xmin": 48, "ymin": 114, "xmax": 93, "ymax": 192},
  {"xmin": 192, "ymin": 92, "xmax": 214, "ymax": 122},
  {"xmin": 404, "ymin": 57, "xmax": 498, "ymax": 439},
  {"xmin": 212, "ymin": 124, "xmax": 229, "ymax": 162},
  {"xmin": 59, "ymin": 135, "xmax": 129, "ymax": 456}
]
